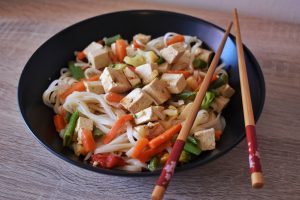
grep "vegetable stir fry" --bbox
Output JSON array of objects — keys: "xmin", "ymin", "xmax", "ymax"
[{"xmin": 43, "ymin": 33, "xmax": 235, "ymax": 172}]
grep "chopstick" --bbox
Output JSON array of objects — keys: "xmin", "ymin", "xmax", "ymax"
[
  {"xmin": 151, "ymin": 21, "xmax": 233, "ymax": 200},
  {"xmin": 233, "ymin": 8, "xmax": 264, "ymax": 188}
]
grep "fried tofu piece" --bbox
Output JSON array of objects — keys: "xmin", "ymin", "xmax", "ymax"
[
  {"xmin": 100, "ymin": 67, "xmax": 131, "ymax": 93},
  {"xmin": 83, "ymin": 81, "xmax": 104, "ymax": 94},
  {"xmin": 161, "ymin": 73, "xmax": 187, "ymax": 94},
  {"xmin": 120, "ymin": 88, "xmax": 153, "ymax": 113},
  {"xmin": 160, "ymin": 42, "xmax": 185, "ymax": 64},
  {"xmin": 142, "ymin": 78, "xmax": 171, "ymax": 105},
  {"xmin": 134, "ymin": 106, "xmax": 165, "ymax": 124},
  {"xmin": 194, "ymin": 128, "xmax": 216, "ymax": 151},
  {"xmin": 135, "ymin": 63, "xmax": 159, "ymax": 84}
]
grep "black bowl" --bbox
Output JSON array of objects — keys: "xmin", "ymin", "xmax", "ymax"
[{"xmin": 18, "ymin": 10, "xmax": 265, "ymax": 176}]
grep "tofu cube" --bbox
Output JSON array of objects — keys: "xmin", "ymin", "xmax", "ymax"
[
  {"xmin": 194, "ymin": 128, "xmax": 216, "ymax": 151},
  {"xmin": 134, "ymin": 106, "xmax": 164, "ymax": 124},
  {"xmin": 172, "ymin": 50, "xmax": 191, "ymax": 70},
  {"xmin": 147, "ymin": 122, "xmax": 165, "ymax": 139},
  {"xmin": 194, "ymin": 48, "xmax": 213, "ymax": 63},
  {"xmin": 83, "ymin": 42, "xmax": 103, "ymax": 55},
  {"xmin": 219, "ymin": 84, "xmax": 235, "ymax": 98},
  {"xmin": 100, "ymin": 67, "xmax": 131, "ymax": 93},
  {"xmin": 142, "ymin": 78, "xmax": 171, "ymax": 105},
  {"xmin": 75, "ymin": 117, "xmax": 93, "ymax": 132},
  {"xmin": 123, "ymin": 67, "xmax": 141, "ymax": 87},
  {"xmin": 133, "ymin": 33, "xmax": 151, "ymax": 44},
  {"xmin": 160, "ymin": 42, "xmax": 186, "ymax": 64},
  {"xmin": 210, "ymin": 96, "xmax": 230, "ymax": 113},
  {"xmin": 126, "ymin": 46, "xmax": 136, "ymax": 57},
  {"xmin": 83, "ymin": 81, "xmax": 104, "ymax": 94},
  {"xmin": 161, "ymin": 73, "xmax": 187, "ymax": 94},
  {"xmin": 135, "ymin": 63, "xmax": 159, "ymax": 84},
  {"xmin": 157, "ymin": 62, "xmax": 170, "ymax": 73},
  {"xmin": 120, "ymin": 88, "xmax": 153, "ymax": 113},
  {"xmin": 87, "ymin": 48, "xmax": 110, "ymax": 69}
]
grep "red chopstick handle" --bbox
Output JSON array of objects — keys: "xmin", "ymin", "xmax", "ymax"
[
  {"xmin": 156, "ymin": 139, "xmax": 185, "ymax": 188},
  {"xmin": 246, "ymin": 125, "xmax": 262, "ymax": 173}
]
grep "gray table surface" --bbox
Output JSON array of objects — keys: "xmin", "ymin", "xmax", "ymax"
[{"xmin": 1, "ymin": 0, "xmax": 300, "ymax": 199}]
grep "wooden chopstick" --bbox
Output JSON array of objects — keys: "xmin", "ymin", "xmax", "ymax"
[
  {"xmin": 233, "ymin": 8, "xmax": 264, "ymax": 188},
  {"xmin": 151, "ymin": 21, "xmax": 233, "ymax": 200}
]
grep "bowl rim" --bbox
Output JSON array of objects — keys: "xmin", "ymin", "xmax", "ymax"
[{"xmin": 18, "ymin": 9, "xmax": 265, "ymax": 177}]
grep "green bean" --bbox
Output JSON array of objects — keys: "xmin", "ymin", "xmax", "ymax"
[{"xmin": 63, "ymin": 111, "xmax": 79, "ymax": 147}]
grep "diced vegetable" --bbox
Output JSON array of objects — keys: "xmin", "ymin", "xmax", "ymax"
[
  {"xmin": 53, "ymin": 114, "xmax": 66, "ymax": 132},
  {"xmin": 156, "ymin": 56, "xmax": 165, "ymax": 65},
  {"xmin": 131, "ymin": 138, "xmax": 149, "ymax": 159},
  {"xmin": 109, "ymin": 63, "xmax": 127, "ymax": 70},
  {"xmin": 160, "ymin": 152, "xmax": 169, "ymax": 164},
  {"xmin": 175, "ymin": 91, "xmax": 197, "ymax": 100},
  {"xmin": 76, "ymin": 51, "xmax": 86, "ymax": 61},
  {"xmin": 148, "ymin": 156, "xmax": 159, "ymax": 172},
  {"xmin": 81, "ymin": 128, "xmax": 96, "ymax": 152},
  {"xmin": 148, "ymin": 124, "xmax": 182, "ymax": 149},
  {"xmin": 91, "ymin": 153, "xmax": 126, "ymax": 169},
  {"xmin": 104, "ymin": 34, "xmax": 122, "ymax": 46},
  {"xmin": 103, "ymin": 115, "xmax": 134, "ymax": 144},
  {"xmin": 193, "ymin": 58, "xmax": 207, "ymax": 69},
  {"xmin": 68, "ymin": 61, "xmax": 85, "ymax": 80},
  {"xmin": 201, "ymin": 91, "xmax": 215, "ymax": 110},
  {"xmin": 209, "ymin": 72, "xmax": 228, "ymax": 89},
  {"xmin": 210, "ymin": 74, "xmax": 218, "ymax": 83},
  {"xmin": 124, "ymin": 54, "xmax": 146, "ymax": 67},
  {"xmin": 116, "ymin": 39, "xmax": 127, "ymax": 62},
  {"xmin": 63, "ymin": 111, "xmax": 79, "ymax": 146},
  {"xmin": 59, "ymin": 75, "xmax": 100, "ymax": 100},
  {"xmin": 179, "ymin": 150, "xmax": 192, "ymax": 163},
  {"xmin": 166, "ymin": 70, "xmax": 191, "ymax": 78},
  {"xmin": 106, "ymin": 92, "xmax": 124, "ymax": 103},
  {"xmin": 184, "ymin": 139, "xmax": 202, "ymax": 155},
  {"xmin": 93, "ymin": 127, "xmax": 104, "ymax": 137},
  {"xmin": 167, "ymin": 35, "xmax": 185, "ymax": 46}
]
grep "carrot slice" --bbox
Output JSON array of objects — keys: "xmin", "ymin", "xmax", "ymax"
[
  {"xmin": 59, "ymin": 75, "xmax": 100, "ymax": 101},
  {"xmin": 148, "ymin": 124, "xmax": 182, "ymax": 149},
  {"xmin": 215, "ymin": 130, "xmax": 222, "ymax": 141},
  {"xmin": 131, "ymin": 138, "xmax": 149, "ymax": 159},
  {"xmin": 137, "ymin": 141, "xmax": 171, "ymax": 163},
  {"xmin": 167, "ymin": 35, "xmax": 185, "ymax": 46},
  {"xmin": 76, "ymin": 51, "xmax": 86, "ymax": 61},
  {"xmin": 133, "ymin": 40, "xmax": 141, "ymax": 49},
  {"xmin": 53, "ymin": 114, "xmax": 66, "ymax": 132},
  {"xmin": 106, "ymin": 92, "xmax": 124, "ymax": 103},
  {"xmin": 166, "ymin": 70, "xmax": 191, "ymax": 78},
  {"xmin": 81, "ymin": 128, "xmax": 96, "ymax": 152},
  {"xmin": 116, "ymin": 39, "xmax": 127, "ymax": 62},
  {"xmin": 210, "ymin": 74, "xmax": 218, "ymax": 83},
  {"xmin": 102, "ymin": 115, "xmax": 134, "ymax": 144}
]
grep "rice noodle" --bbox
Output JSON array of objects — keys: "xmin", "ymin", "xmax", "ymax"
[{"xmin": 126, "ymin": 123, "xmax": 136, "ymax": 145}]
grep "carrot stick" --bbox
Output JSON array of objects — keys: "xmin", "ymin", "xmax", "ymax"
[
  {"xmin": 131, "ymin": 138, "xmax": 149, "ymax": 159},
  {"xmin": 59, "ymin": 75, "xmax": 100, "ymax": 101},
  {"xmin": 102, "ymin": 115, "xmax": 134, "ymax": 144},
  {"xmin": 106, "ymin": 92, "xmax": 124, "ymax": 103},
  {"xmin": 138, "ymin": 141, "xmax": 171, "ymax": 163},
  {"xmin": 116, "ymin": 39, "xmax": 127, "ymax": 62},
  {"xmin": 210, "ymin": 74, "xmax": 218, "ymax": 83},
  {"xmin": 76, "ymin": 51, "xmax": 86, "ymax": 61},
  {"xmin": 166, "ymin": 70, "xmax": 191, "ymax": 78},
  {"xmin": 148, "ymin": 124, "xmax": 182, "ymax": 149},
  {"xmin": 167, "ymin": 35, "xmax": 185, "ymax": 46},
  {"xmin": 53, "ymin": 114, "xmax": 66, "ymax": 132},
  {"xmin": 81, "ymin": 128, "xmax": 96, "ymax": 152}
]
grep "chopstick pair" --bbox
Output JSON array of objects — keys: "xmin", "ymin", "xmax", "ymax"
[{"xmin": 151, "ymin": 9, "xmax": 264, "ymax": 200}]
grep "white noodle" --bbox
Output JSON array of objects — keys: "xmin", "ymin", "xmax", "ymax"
[{"xmin": 126, "ymin": 124, "xmax": 136, "ymax": 145}]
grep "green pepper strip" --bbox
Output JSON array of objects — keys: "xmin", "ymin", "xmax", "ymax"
[
  {"xmin": 148, "ymin": 157, "xmax": 159, "ymax": 172},
  {"xmin": 104, "ymin": 34, "xmax": 122, "ymax": 46},
  {"xmin": 63, "ymin": 111, "xmax": 79, "ymax": 147},
  {"xmin": 184, "ymin": 139, "xmax": 202, "ymax": 155},
  {"xmin": 68, "ymin": 61, "xmax": 84, "ymax": 80}
]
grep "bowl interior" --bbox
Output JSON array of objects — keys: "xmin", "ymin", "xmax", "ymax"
[{"xmin": 18, "ymin": 10, "xmax": 265, "ymax": 176}]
